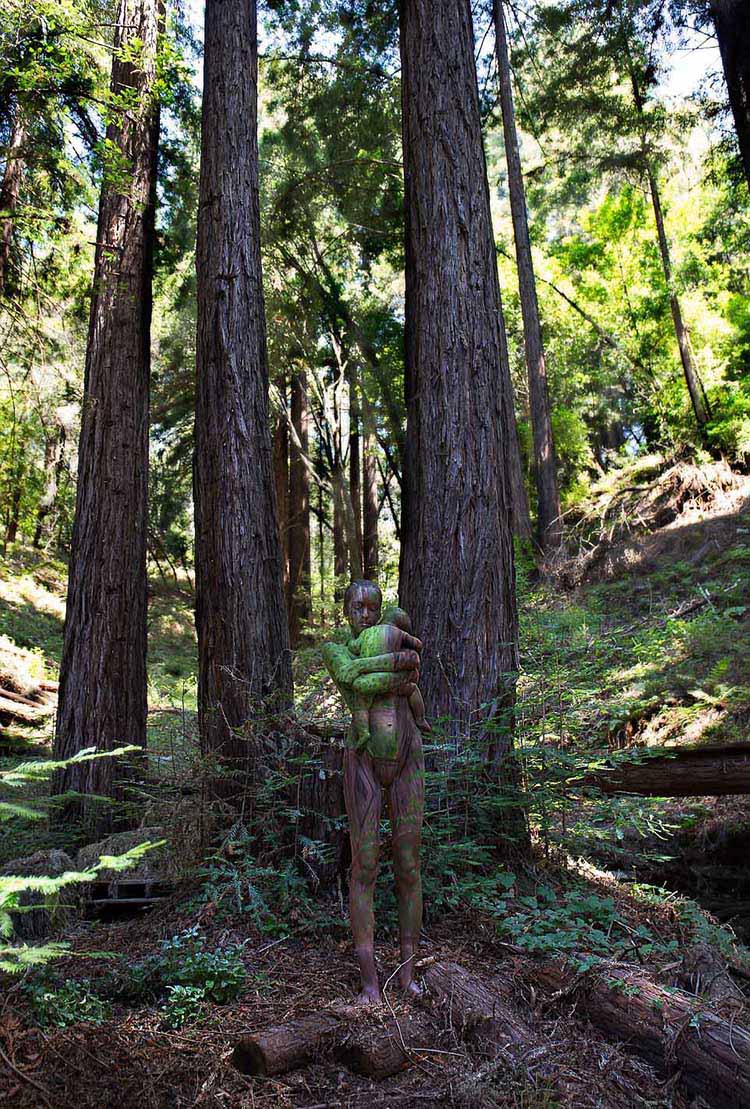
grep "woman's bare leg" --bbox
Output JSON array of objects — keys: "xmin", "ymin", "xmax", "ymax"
[{"xmin": 343, "ymin": 748, "xmax": 382, "ymax": 1003}]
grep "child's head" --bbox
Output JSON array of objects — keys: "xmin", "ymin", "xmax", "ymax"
[{"xmin": 381, "ymin": 605, "xmax": 412, "ymax": 633}]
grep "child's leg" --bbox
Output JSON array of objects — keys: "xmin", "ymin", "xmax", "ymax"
[
  {"xmin": 409, "ymin": 687, "xmax": 431, "ymax": 732},
  {"xmin": 351, "ymin": 704, "xmax": 372, "ymax": 749}
]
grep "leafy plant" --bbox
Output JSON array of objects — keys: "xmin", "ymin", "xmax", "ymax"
[{"xmin": 24, "ymin": 977, "xmax": 113, "ymax": 1028}]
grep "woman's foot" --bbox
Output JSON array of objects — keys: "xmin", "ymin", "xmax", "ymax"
[{"xmin": 355, "ymin": 983, "xmax": 383, "ymax": 1005}]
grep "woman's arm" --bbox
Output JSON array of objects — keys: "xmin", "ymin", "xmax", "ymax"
[{"xmin": 321, "ymin": 642, "xmax": 418, "ymax": 692}]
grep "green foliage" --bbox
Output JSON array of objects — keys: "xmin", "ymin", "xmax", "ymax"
[
  {"xmin": 159, "ymin": 984, "xmax": 206, "ymax": 1029},
  {"xmin": 24, "ymin": 976, "xmax": 112, "ymax": 1028},
  {"xmin": 0, "ymin": 746, "xmax": 160, "ymax": 972}
]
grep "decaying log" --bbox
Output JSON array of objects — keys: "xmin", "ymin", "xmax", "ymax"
[
  {"xmin": 0, "ymin": 686, "xmax": 44, "ymax": 708},
  {"xmin": 587, "ymin": 743, "xmax": 750, "ymax": 797},
  {"xmin": 535, "ymin": 959, "xmax": 750, "ymax": 1107},
  {"xmin": 232, "ymin": 1013, "xmax": 341, "ymax": 1076},
  {"xmin": 336, "ymin": 1007, "xmax": 435, "ymax": 1080},
  {"xmin": 680, "ymin": 943, "xmax": 746, "ymax": 1008},
  {"xmin": 39, "ymin": 680, "xmax": 59, "ymax": 693},
  {"xmin": 232, "ymin": 1005, "xmax": 436, "ymax": 1081},
  {"xmin": 0, "ymin": 694, "xmax": 53, "ymax": 725},
  {"xmin": 423, "ymin": 960, "xmax": 544, "ymax": 1063}
]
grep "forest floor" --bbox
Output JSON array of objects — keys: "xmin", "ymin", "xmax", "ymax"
[{"xmin": 1, "ymin": 453, "xmax": 750, "ymax": 1107}]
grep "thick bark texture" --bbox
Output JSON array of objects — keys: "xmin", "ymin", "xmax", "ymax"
[
  {"xmin": 0, "ymin": 108, "xmax": 26, "ymax": 296},
  {"xmin": 535, "ymin": 959, "xmax": 750, "ymax": 1107},
  {"xmin": 54, "ymin": 0, "xmax": 160, "ymax": 819},
  {"xmin": 711, "ymin": 0, "xmax": 750, "ymax": 189},
  {"xmin": 362, "ymin": 392, "xmax": 379, "ymax": 580},
  {"xmin": 288, "ymin": 371, "xmax": 311, "ymax": 643},
  {"xmin": 332, "ymin": 472, "xmax": 348, "ymax": 602},
  {"xmin": 233, "ymin": 1014, "xmax": 341, "ymax": 1077},
  {"xmin": 588, "ymin": 742, "xmax": 750, "ymax": 797},
  {"xmin": 399, "ymin": 0, "xmax": 519, "ymax": 745},
  {"xmin": 494, "ymin": 0, "xmax": 560, "ymax": 553},
  {"xmin": 194, "ymin": 0, "xmax": 292, "ymax": 783}
]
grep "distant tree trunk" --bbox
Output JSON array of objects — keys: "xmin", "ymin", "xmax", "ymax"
[
  {"xmin": 362, "ymin": 391, "xmax": 379, "ymax": 580},
  {"xmin": 399, "ymin": 0, "xmax": 523, "ymax": 819},
  {"xmin": 628, "ymin": 64, "xmax": 711, "ymax": 431},
  {"xmin": 3, "ymin": 423, "xmax": 28, "ymax": 549},
  {"xmin": 499, "ymin": 300, "xmax": 535, "ymax": 544},
  {"xmin": 647, "ymin": 168, "xmax": 710, "ymax": 429},
  {"xmin": 0, "ymin": 107, "xmax": 26, "ymax": 296},
  {"xmin": 347, "ymin": 364, "xmax": 363, "ymax": 575},
  {"xmin": 273, "ymin": 379, "xmax": 289, "ymax": 597},
  {"xmin": 332, "ymin": 477, "xmax": 347, "ymax": 603},
  {"xmin": 710, "ymin": 0, "xmax": 750, "ymax": 190},
  {"xmin": 288, "ymin": 370, "xmax": 311, "ymax": 644},
  {"xmin": 33, "ymin": 422, "xmax": 66, "ymax": 548},
  {"xmin": 494, "ymin": 0, "xmax": 561, "ymax": 553},
  {"xmin": 193, "ymin": 0, "xmax": 292, "ymax": 792},
  {"xmin": 54, "ymin": 0, "xmax": 161, "ymax": 823}
]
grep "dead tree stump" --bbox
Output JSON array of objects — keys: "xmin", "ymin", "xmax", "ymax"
[{"xmin": 232, "ymin": 1013, "xmax": 342, "ymax": 1076}]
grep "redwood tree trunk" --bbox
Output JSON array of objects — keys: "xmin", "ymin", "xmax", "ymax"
[
  {"xmin": 288, "ymin": 370, "xmax": 311, "ymax": 643},
  {"xmin": 332, "ymin": 476, "xmax": 347, "ymax": 602},
  {"xmin": 0, "ymin": 107, "xmax": 26, "ymax": 296},
  {"xmin": 399, "ymin": 0, "xmax": 520, "ymax": 756},
  {"xmin": 494, "ymin": 0, "xmax": 561, "ymax": 553},
  {"xmin": 362, "ymin": 391, "xmax": 379, "ymax": 580},
  {"xmin": 194, "ymin": 0, "xmax": 292, "ymax": 788},
  {"xmin": 54, "ymin": 0, "xmax": 161, "ymax": 822},
  {"xmin": 710, "ymin": 0, "xmax": 750, "ymax": 190}
]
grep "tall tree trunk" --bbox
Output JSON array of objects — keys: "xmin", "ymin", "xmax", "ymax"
[
  {"xmin": 273, "ymin": 379, "xmax": 289, "ymax": 599},
  {"xmin": 710, "ymin": 0, "xmax": 750, "ymax": 190},
  {"xmin": 347, "ymin": 364, "xmax": 363, "ymax": 576},
  {"xmin": 3, "ymin": 423, "xmax": 28, "ymax": 549},
  {"xmin": 628, "ymin": 64, "xmax": 710, "ymax": 431},
  {"xmin": 332, "ymin": 476, "xmax": 347, "ymax": 603},
  {"xmin": 288, "ymin": 370, "xmax": 311, "ymax": 644},
  {"xmin": 399, "ymin": 0, "xmax": 521, "ymax": 785},
  {"xmin": 494, "ymin": 0, "xmax": 561, "ymax": 553},
  {"xmin": 194, "ymin": 0, "xmax": 292, "ymax": 793},
  {"xmin": 362, "ymin": 391, "xmax": 379, "ymax": 581},
  {"xmin": 499, "ymin": 289, "xmax": 535, "ymax": 544},
  {"xmin": 33, "ymin": 422, "xmax": 66, "ymax": 548},
  {"xmin": 0, "ymin": 107, "xmax": 26, "ymax": 296},
  {"xmin": 54, "ymin": 0, "xmax": 161, "ymax": 824},
  {"xmin": 647, "ymin": 168, "xmax": 710, "ymax": 429}
]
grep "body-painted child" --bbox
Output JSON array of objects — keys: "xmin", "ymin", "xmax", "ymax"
[{"xmin": 348, "ymin": 605, "xmax": 431, "ymax": 756}]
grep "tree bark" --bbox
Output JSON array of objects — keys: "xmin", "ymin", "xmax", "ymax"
[
  {"xmin": 494, "ymin": 0, "xmax": 561, "ymax": 553},
  {"xmin": 273, "ymin": 379, "xmax": 289, "ymax": 598},
  {"xmin": 587, "ymin": 742, "xmax": 750, "ymax": 797},
  {"xmin": 54, "ymin": 0, "xmax": 161, "ymax": 823},
  {"xmin": 0, "ymin": 107, "xmax": 26, "ymax": 296},
  {"xmin": 710, "ymin": 0, "xmax": 750, "ymax": 190},
  {"xmin": 193, "ymin": 0, "xmax": 292, "ymax": 792},
  {"xmin": 288, "ymin": 370, "xmax": 311, "ymax": 644},
  {"xmin": 535, "ymin": 959, "xmax": 750, "ymax": 1108},
  {"xmin": 332, "ymin": 468, "xmax": 348, "ymax": 602},
  {"xmin": 398, "ymin": 0, "xmax": 520, "ymax": 759},
  {"xmin": 362, "ymin": 391, "xmax": 379, "ymax": 580}
]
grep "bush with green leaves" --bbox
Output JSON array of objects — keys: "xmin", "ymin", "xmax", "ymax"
[
  {"xmin": 109, "ymin": 925, "xmax": 247, "ymax": 1011},
  {"xmin": 159, "ymin": 984, "xmax": 206, "ymax": 1029},
  {"xmin": 24, "ymin": 976, "xmax": 113, "ymax": 1028}
]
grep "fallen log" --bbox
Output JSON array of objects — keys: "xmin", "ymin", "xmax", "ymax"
[
  {"xmin": 232, "ymin": 1013, "xmax": 341, "ymax": 1076},
  {"xmin": 0, "ymin": 686, "xmax": 45, "ymax": 708},
  {"xmin": 535, "ymin": 959, "xmax": 750, "ymax": 1107},
  {"xmin": 587, "ymin": 742, "xmax": 750, "ymax": 797},
  {"xmin": 423, "ymin": 961, "xmax": 544, "ymax": 1063},
  {"xmin": 232, "ymin": 1004, "xmax": 436, "ymax": 1081},
  {"xmin": 0, "ymin": 694, "xmax": 53, "ymax": 725},
  {"xmin": 336, "ymin": 1006, "xmax": 435, "ymax": 1080}
]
